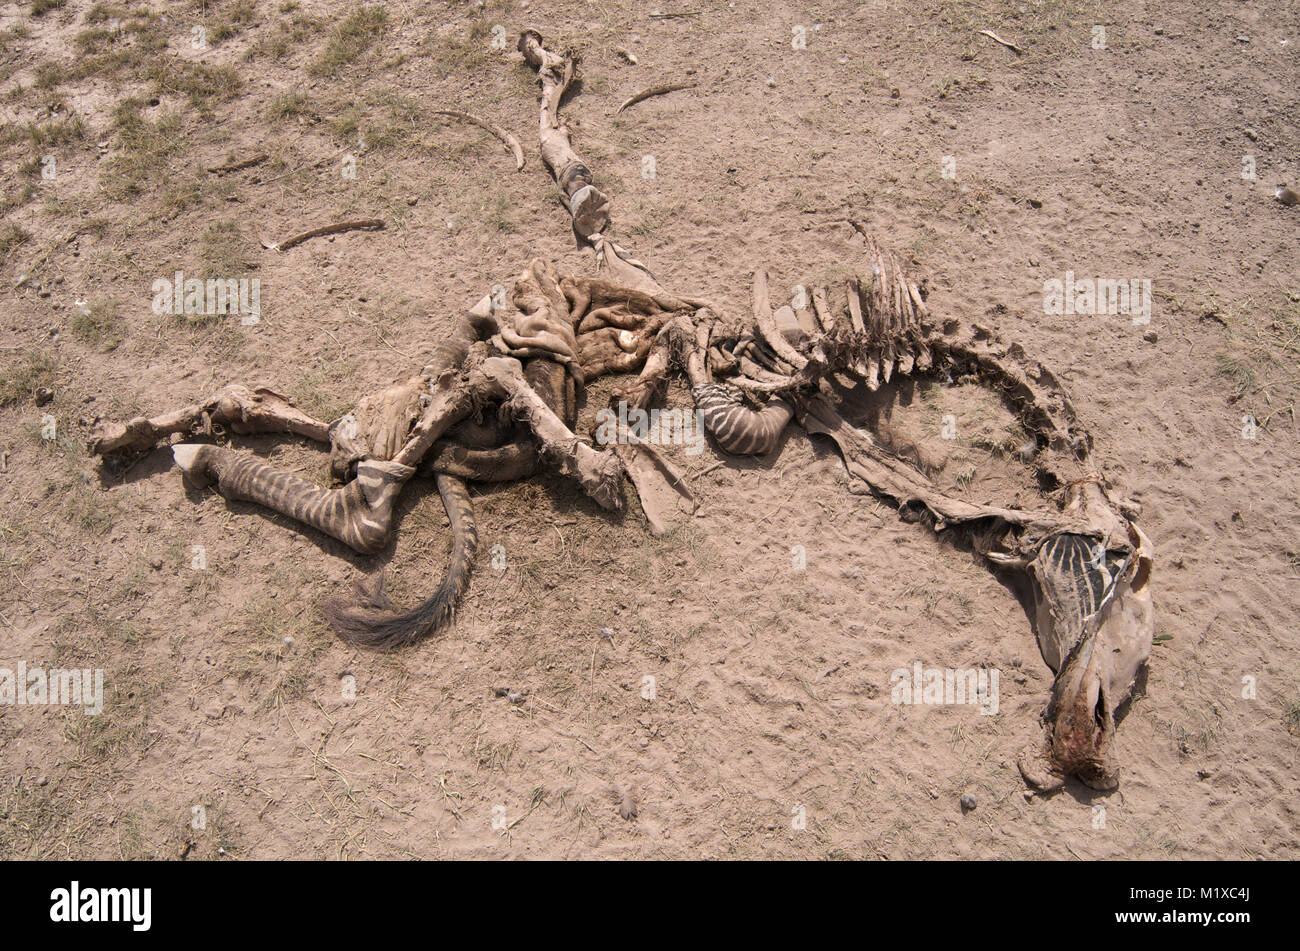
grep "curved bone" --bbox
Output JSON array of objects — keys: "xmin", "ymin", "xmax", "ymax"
[
  {"xmin": 753, "ymin": 271, "xmax": 808, "ymax": 371},
  {"xmin": 743, "ymin": 338, "xmax": 795, "ymax": 375},
  {"xmin": 728, "ymin": 375, "xmax": 802, "ymax": 396},
  {"xmin": 430, "ymin": 110, "xmax": 525, "ymax": 171},
  {"xmin": 614, "ymin": 82, "xmax": 697, "ymax": 115},
  {"xmin": 736, "ymin": 356, "xmax": 794, "ymax": 387},
  {"xmin": 811, "ymin": 286, "xmax": 839, "ymax": 333}
]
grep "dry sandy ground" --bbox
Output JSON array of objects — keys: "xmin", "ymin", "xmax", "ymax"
[{"xmin": 1, "ymin": 0, "xmax": 1297, "ymax": 859}]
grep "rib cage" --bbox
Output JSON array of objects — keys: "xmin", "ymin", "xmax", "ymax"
[{"xmin": 686, "ymin": 234, "xmax": 1089, "ymax": 496}]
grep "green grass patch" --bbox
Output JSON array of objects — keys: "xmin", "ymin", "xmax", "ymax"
[
  {"xmin": 70, "ymin": 298, "xmax": 124, "ymax": 351},
  {"xmin": 308, "ymin": 6, "xmax": 388, "ymax": 76},
  {"xmin": 0, "ymin": 222, "xmax": 31, "ymax": 261},
  {"xmin": 0, "ymin": 350, "xmax": 56, "ymax": 407}
]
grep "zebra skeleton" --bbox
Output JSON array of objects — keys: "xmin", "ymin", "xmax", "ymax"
[{"xmin": 89, "ymin": 29, "xmax": 1155, "ymax": 792}]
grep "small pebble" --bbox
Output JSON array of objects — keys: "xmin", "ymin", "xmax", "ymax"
[{"xmin": 960, "ymin": 793, "xmax": 977, "ymax": 811}]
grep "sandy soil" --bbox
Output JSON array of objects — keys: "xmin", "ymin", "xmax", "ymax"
[{"xmin": 1, "ymin": 0, "xmax": 1297, "ymax": 859}]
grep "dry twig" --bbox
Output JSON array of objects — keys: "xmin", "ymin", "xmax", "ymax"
[{"xmin": 206, "ymin": 153, "xmax": 269, "ymax": 175}]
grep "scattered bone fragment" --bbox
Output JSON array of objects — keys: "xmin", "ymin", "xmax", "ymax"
[
  {"xmin": 261, "ymin": 219, "xmax": 386, "ymax": 252},
  {"xmin": 615, "ymin": 83, "xmax": 697, "ymax": 114},
  {"xmin": 431, "ymin": 110, "xmax": 525, "ymax": 170}
]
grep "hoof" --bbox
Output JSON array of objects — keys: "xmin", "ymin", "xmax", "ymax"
[
  {"xmin": 171, "ymin": 444, "xmax": 211, "ymax": 486},
  {"xmin": 1018, "ymin": 742, "xmax": 1065, "ymax": 793}
]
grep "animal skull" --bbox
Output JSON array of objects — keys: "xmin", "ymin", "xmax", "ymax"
[{"xmin": 1007, "ymin": 481, "xmax": 1155, "ymax": 790}]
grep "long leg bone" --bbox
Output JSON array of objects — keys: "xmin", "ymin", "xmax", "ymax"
[
  {"xmin": 518, "ymin": 29, "xmax": 609, "ymax": 240},
  {"xmin": 90, "ymin": 385, "xmax": 330, "ymax": 456},
  {"xmin": 480, "ymin": 356, "xmax": 625, "ymax": 511}
]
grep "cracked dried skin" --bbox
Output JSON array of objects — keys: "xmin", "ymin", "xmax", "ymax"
[{"xmin": 328, "ymin": 376, "xmax": 425, "ymax": 480}]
